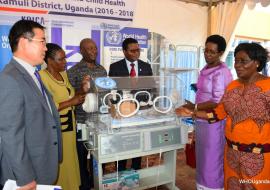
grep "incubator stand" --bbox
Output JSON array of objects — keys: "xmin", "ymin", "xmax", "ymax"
[{"xmin": 85, "ymin": 76, "xmax": 189, "ymax": 190}]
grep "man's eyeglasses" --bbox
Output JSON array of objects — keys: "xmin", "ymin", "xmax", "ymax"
[
  {"xmin": 203, "ymin": 48, "xmax": 219, "ymax": 56},
  {"xmin": 234, "ymin": 59, "xmax": 254, "ymax": 65},
  {"xmin": 26, "ymin": 37, "xmax": 46, "ymax": 46}
]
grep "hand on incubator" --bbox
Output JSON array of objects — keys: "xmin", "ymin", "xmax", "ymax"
[
  {"xmin": 175, "ymin": 106, "xmax": 193, "ymax": 117},
  {"xmin": 81, "ymin": 75, "xmax": 91, "ymax": 93}
]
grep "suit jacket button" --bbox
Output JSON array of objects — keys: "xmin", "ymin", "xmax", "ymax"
[
  {"xmin": 53, "ymin": 126, "xmax": 56, "ymax": 129},
  {"xmin": 54, "ymin": 142, "xmax": 58, "ymax": 145}
]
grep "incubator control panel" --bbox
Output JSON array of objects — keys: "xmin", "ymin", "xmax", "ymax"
[{"xmin": 97, "ymin": 126, "xmax": 181, "ymax": 157}]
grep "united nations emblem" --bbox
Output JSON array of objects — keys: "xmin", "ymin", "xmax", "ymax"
[
  {"xmin": 105, "ymin": 31, "xmax": 122, "ymax": 45},
  {"xmin": 95, "ymin": 77, "xmax": 117, "ymax": 90}
]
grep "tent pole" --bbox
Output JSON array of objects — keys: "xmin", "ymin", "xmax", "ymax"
[{"xmin": 207, "ymin": 0, "xmax": 213, "ymax": 36}]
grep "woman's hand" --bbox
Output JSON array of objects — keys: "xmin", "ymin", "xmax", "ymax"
[
  {"xmin": 183, "ymin": 99, "xmax": 195, "ymax": 110},
  {"xmin": 81, "ymin": 75, "xmax": 91, "ymax": 93},
  {"xmin": 70, "ymin": 94, "xmax": 86, "ymax": 106},
  {"xmin": 175, "ymin": 106, "xmax": 193, "ymax": 117},
  {"xmin": 58, "ymin": 94, "xmax": 86, "ymax": 111}
]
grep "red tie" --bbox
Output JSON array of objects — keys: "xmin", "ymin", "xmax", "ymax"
[{"xmin": 130, "ymin": 63, "xmax": 136, "ymax": 77}]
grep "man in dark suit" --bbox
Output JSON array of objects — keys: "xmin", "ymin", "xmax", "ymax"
[
  {"xmin": 109, "ymin": 38, "xmax": 152, "ymax": 77},
  {"xmin": 109, "ymin": 38, "xmax": 153, "ymax": 171},
  {"xmin": 0, "ymin": 20, "xmax": 62, "ymax": 190}
]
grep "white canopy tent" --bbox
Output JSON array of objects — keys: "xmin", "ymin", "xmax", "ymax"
[
  {"xmin": 177, "ymin": 0, "xmax": 270, "ymax": 7},
  {"xmin": 133, "ymin": 0, "xmax": 270, "ymax": 43},
  {"xmin": 132, "ymin": 0, "xmax": 270, "ymax": 59}
]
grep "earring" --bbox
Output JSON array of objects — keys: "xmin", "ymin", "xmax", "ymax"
[{"xmin": 257, "ymin": 65, "xmax": 259, "ymax": 68}]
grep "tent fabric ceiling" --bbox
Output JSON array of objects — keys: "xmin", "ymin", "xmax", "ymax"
[
  {"xmin": 176, "ymin": 0, "xmax": 236, "ymax": 7},
  {"xmin": 177, "ymin": 0, "xmax": 270, "ymax": 7}
]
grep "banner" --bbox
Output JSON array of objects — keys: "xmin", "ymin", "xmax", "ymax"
[
  {"xmin": 103, "ymin": 27, "xmax": 148, "ymax": 71},
  {"xmin": 0, "ymin": 0, "xmax": 136, "ymax": 22},
  {"xmin": 0, "ymin": 0, "xmax": 137, "ymax": 70},
  {"xmin": 0, "ymin": 25, "xmax": 12, "ymax": 71}
]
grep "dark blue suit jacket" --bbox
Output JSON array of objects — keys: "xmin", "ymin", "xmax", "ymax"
[{"xmin": 108, "ymin": 59, "xmax": 153, "ymax": 77}]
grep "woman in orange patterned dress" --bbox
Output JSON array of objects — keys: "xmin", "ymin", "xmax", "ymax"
[{"xmin": 176, "ymin": 42, "xmax": 270, "ymax": 190}]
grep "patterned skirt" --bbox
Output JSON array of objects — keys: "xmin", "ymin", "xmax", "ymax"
[{"xmin": 224, "ymin": 145, "xmax": 270, "ymax": 190}]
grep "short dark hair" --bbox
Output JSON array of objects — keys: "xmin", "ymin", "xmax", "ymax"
[
  {"xmin": 234, "ymin": 42, "xmax": 268, "ymax": 72},
  {"xmin": 122, "ymin": 38, "xmax": 138, "ymax": 50},
  {"xmin": 8, "ymin": 19, "xmax": 45, "ymax": 52},
  {"xmin": 205, "ymin": 34, "xmax": 226, "ymax": 52},
  {"xmin": 44, "ymin": 43, "xmax": 63, "ymax": 63}
]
